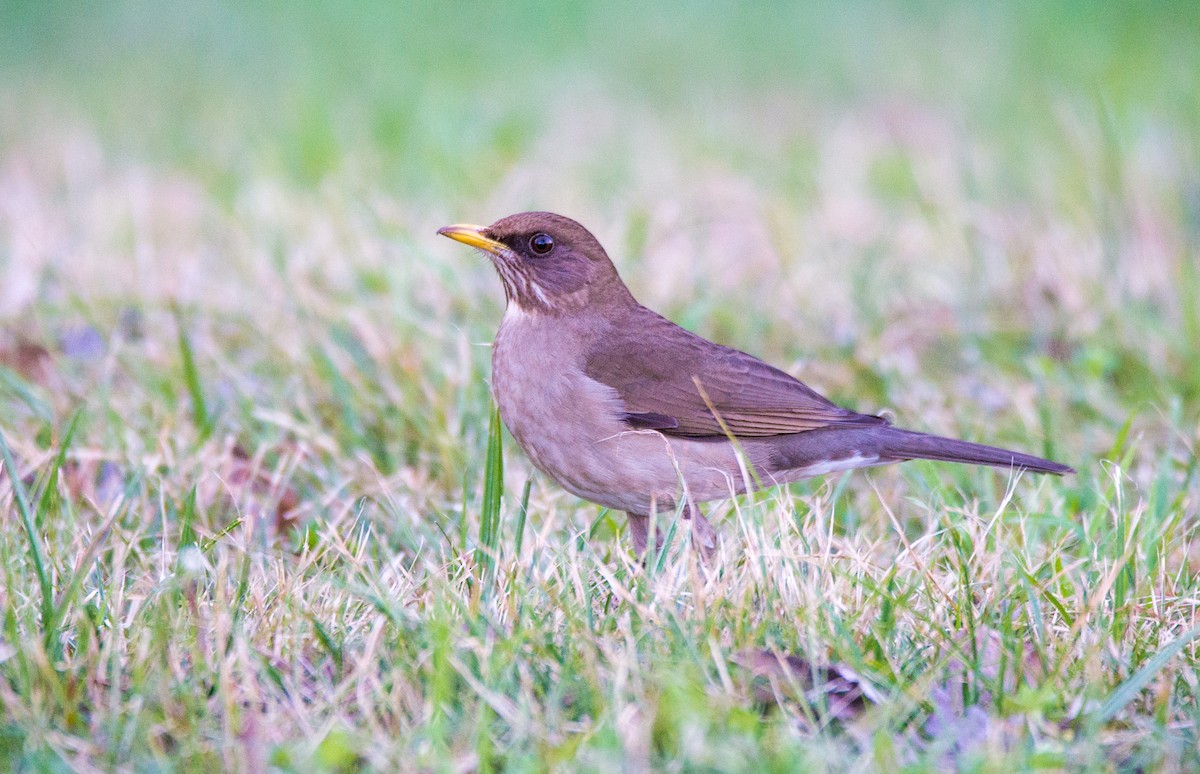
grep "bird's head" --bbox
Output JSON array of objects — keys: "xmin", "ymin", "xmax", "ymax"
[{"xmin": 438, "ymin": 212, "xmax": 632, "ymax": 314}]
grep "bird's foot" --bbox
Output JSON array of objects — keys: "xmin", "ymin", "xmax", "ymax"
[
  {"xmin": 626, "ymin": 511, "xmax": 663, "ymax": 559},
  {"xmin": 683, "ymin": 504, "xmax": 719, "ymax": 561},
  {"xmin": 628, "ymin": 507, "xmax": 719, "ymax": 562}
]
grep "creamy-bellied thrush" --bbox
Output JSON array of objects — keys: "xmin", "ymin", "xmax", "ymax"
[{"xmin": 438, "ymin": 212, "xmax": 1073, "ymax": 556}]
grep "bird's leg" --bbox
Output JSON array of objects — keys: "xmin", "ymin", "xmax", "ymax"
[
  {"xmin": 683, "ymin": 502, "xmax": 719, "ymax": 559},
  {"xmin": 630, "ymin": 506, "xmax": 718, "ymax": 560},
  {"xmin": 626, "ymin": 511, "xmax": 665, "ymax": 558}
]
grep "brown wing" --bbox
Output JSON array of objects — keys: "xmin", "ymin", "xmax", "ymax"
[{"xmin": 585, "ymin": 308, "xmax": 884, "ymax": 438}]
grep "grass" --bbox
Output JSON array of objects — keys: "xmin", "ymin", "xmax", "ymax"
[{"xmin": 1, "ymin": 0, "xmax": 1199, "ymax": 770}]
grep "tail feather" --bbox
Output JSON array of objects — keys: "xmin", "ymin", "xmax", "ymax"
[{"xmin": 880, "ymin": 428, "xmax": 1073, "ymax": 475}]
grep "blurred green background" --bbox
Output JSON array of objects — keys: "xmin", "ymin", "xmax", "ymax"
[{"xmin": 5, "ymin": 0, "xmax": 1198, "ymax": 197}]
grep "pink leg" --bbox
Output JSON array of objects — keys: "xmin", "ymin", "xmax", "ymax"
[
  {"xmin": 627, "ymin": 512, "xmax": 664, "ymax": 557},
  {"xmin": 684, "ymin": 503, "xmax": 719, "ymax": 559}
]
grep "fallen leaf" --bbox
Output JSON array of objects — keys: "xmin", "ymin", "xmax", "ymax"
[
  {"xmin": 734, "ymin": 649, "xmax": 876, "ymax": 721},
  {"xmin": 0, "ymin": 336, "xmax": 53, "ymax": 384},
  {"xmin": 200, "ymin": 442, "xmax": 303, "ymax": 539}
]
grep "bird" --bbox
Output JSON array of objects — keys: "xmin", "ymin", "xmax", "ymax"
[{"xmin": 438, "ymin": 212, "xmax": 1073, "ymax": 557}]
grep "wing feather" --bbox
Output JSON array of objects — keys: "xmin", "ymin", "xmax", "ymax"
[{"xmin": 585, "ymin": 308, "xmax": 883, "ymax": 438}]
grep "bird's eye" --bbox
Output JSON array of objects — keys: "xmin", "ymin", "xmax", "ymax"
[{"xmin": 529, "ymin": 233, "xmax": 554, "ymax": 255}]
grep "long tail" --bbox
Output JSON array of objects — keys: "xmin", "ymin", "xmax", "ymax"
[{"xmin": 879, "ymin": 428, "xmax": 1074, "ymax": 475}]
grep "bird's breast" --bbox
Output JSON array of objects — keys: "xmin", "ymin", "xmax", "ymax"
[
  {"xmin": 491, "ymin": 319, "xmax": 636, "ymax": 506},
  {"xmin": 489, "ymin": 314, "xmax": 754, "ymax": 513},
  {"xmin": 491, "ymin": 317, "xmax": 617, "ymax": 456}
]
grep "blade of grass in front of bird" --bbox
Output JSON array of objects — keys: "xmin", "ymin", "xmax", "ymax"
[
  {"xmin": 514, "ymin": 477, "xmax": 531, "ymax": 556},
  {"xmin": 476, "ymin": 402, "xmax": 504, "ymax": 584},
  {"xmin": 652, "ymin": 509, "xmax": 681, "ymax": 576}
]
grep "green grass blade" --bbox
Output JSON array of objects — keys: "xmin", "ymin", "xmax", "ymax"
[
  {"xmin": 174, "ymin": 306, "xmax": 212, "ymax": 439},
  {"xmin": 0, "ymin": 427, "xmax": 53, "ymax": 631},
  {"xmin": 311, "ymin": 617, "xmax": 345, "ymax": 677},
  {"xmin": 475, "ymin": 402, "xmax": 504, "ymax": 583},
  {"xmin": 1095, "ymin": 623, "xmax": 1200, "ymax": 724},
  {"xmin": 514, "ymin": 477, "xmax": 531, "ymax": 556},
  {"xmin": 34, "ymin": 409, "xmax": 83, "ymax": 524},
  {"xmin": 651, "ymin": 512, "xmax": 681, "ymax": 575},
  {"xmin": 178, "ymin": 485, "xmax": 199, "ymax": 552},
  {"xmin": 44, "ymin": 482, "xmax": 130, "ymax": 657}
]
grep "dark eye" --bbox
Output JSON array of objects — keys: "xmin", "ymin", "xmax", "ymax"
[{"xmin": 529, "ymin": 233, "xmax": 554, "ymax": 255}]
